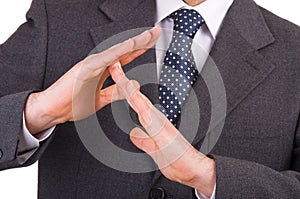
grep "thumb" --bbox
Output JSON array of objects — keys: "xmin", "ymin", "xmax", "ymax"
[{"xmin": 130, "ymin": 127, "xmax": 157, "ymax": 154}]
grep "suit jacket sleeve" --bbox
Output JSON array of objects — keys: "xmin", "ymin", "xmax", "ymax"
[
  {"xmin": 211, "ymin": 116, "xmax": 300, "ymax": 198},
  {"xmin": 0, "ymin": 0, "xmax": 54, "ymax": 171}
]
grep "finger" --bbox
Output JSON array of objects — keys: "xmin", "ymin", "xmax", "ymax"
[
  {"xmin": 97, "ymin": 51, "xmax": 143, "ymax": 90},
  {"xmin": 145, "ymin": 25, "xmax": 161, "ymax": 49},
  {"xmin": 109, "ymin": 63, "xmax": 171, "ymax": 137},
  {"xmin": 84, "ymin": 26, "xmax": 161, "ymax": 70},
  {"xmin": 109, "ymin": 63, "xmax": 154, "ymax": 118},
  {"xmin": 129, "ymin": 25, "xmax": 161, "ymax": 50},
  {"xmin": 119, "ymin": 49, "xmax": 148, "ymax": 66},
  {"xmin": 97, "ymin": 68, "xmax": 110, "ymax": 90},
  {"xmin": 109, "ymin": 62, "xmax": 126, "ymax": 83},
  {"xmin": 95, "ymin": 80, "xmax": 140, "ymax": 110},
  {"xmin": 119, "ymin": 26, "xmax": 161, "ymax": 66}
]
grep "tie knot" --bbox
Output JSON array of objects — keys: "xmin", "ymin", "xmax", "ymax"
[{"xmin": 170, "ymin": 9, "xmax": 205, "ymax": 39}]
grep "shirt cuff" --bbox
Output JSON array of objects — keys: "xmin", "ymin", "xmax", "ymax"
[
  {"xmin": 195, "ymin": 184, "xmax": 216, "ymax": 199},
  {"xmin": 17, "ymin": 112, "xmax": 55, "ymax": 164}
]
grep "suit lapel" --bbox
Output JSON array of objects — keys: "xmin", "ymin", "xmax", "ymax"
[
  {"xmin": 90, "ymin": 0, "xmax": 156, "ymax": 50},
  {"xmin": 191, "ymin": 0, "xmax": 277, "ymax": 147}
]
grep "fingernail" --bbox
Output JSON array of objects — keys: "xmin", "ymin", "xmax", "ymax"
[
  {"xmin": 114, "ymin": 62, "xmax": 122, "ymax": 70},
  {"xmin": 114, "ymin": 62, "xmax": 122, "ymax": 73},
  {"xmin": 151, "ymin": 25, "xmax": 160, "ymax": 32},
  {"xmin": 116, "ymin": 61, "xmax": 122, "ymax": 69}
]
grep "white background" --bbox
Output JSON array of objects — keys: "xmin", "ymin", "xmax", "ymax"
[{"xmin": 0, "ymin": 0, "xmax": 300, "ymax": 198}]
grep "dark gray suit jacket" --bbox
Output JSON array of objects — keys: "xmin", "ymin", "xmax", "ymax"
[{"xmin": 0, "ymin": 0, "xmax": 300, "ymax": 198}]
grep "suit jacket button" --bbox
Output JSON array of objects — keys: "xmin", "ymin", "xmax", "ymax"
[
  {"xmin": 0, "ymin": 149, "xmax": 3, "ymax": 160},
  {"xmin": 149, "ymin": 187, "xmax": 165, "ymax": 199}
]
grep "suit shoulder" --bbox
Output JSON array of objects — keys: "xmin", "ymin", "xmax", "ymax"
[
  {"xmin": 259, "ymin": 6, "xmax": 300, "ymax": 45},
  {"xmin": 258, "ymin": 6, "xmax": 300, "ymax": 70}
]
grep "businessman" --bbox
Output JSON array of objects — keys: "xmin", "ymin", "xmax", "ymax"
[{"xmin": 0, "ymin": 0, "xmax": 300, "ymax": 198}]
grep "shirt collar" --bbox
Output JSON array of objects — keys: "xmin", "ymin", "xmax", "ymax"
[{"xmin": 155, "ymin": 0, "xmax": 234, "ymax": 39}]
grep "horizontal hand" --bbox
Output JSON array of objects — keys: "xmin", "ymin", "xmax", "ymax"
[
  {"xmin": 24, "ymin": 26, "xmax": 161, "ymax": 134},
  {"xmin": 109, "ymin": 63, "xmax": 216, "ymax": 197}
]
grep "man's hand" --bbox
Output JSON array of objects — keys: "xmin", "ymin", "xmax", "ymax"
[
  {"xmin": 24, "ymin": 26, "xmax": 161, "ymax": 134},
  {"xmin": 109, "ymin": 63, "xmax": 216, "ymax": 197}
]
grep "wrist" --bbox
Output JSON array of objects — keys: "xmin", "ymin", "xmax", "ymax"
[
  {"xmin": 24, "ymin": 91, "xmax": 64, "ymax": 134},
  {"xmin": 188, "ymin": 155, "xmax": 216, "ymax": 197}
]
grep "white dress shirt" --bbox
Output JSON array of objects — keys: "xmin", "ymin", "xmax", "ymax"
[
  {"xmin": 155, "ymin": 0, "xmax": 233, "ymax": 78},
  {"xmin": 19, "ymin": 0, "xmax": 233, "ymax": 198}
]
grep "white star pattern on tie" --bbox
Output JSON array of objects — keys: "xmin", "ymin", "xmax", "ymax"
[{"xmin": 159, "ymin": 9, "xmax": 205, "ymax": 127}]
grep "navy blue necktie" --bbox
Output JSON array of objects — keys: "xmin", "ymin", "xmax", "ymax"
[{"xmin": 159, "ymin": 9, "xmax": 205, "ymax": 127}]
